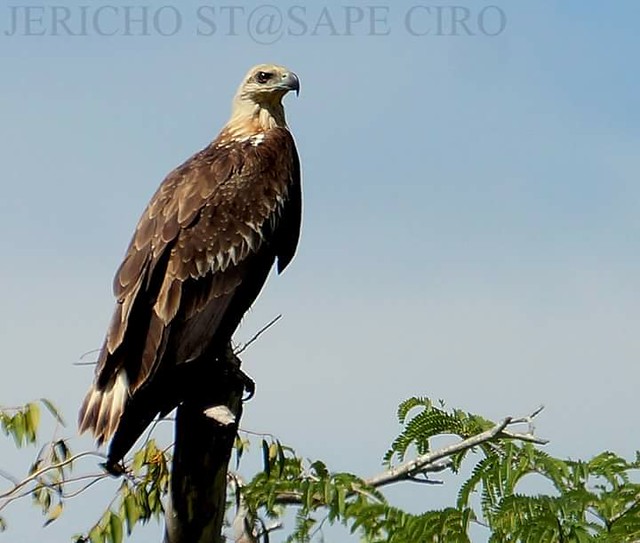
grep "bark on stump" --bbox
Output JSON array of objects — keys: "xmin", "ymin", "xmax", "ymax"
[{"xmin": 163, "ymin": 347, "xmax": 248, "ymax": 543}]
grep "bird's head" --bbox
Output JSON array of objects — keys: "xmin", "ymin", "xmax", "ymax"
[
  {"xmin": 227, "ymin": 64, "xmax": 300, "ymax": 136},
  {"xmin": 236, "ymin": 64, "xmax": 300, "ymax": 104}
]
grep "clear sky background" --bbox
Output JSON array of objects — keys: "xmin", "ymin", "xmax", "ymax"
[{"xmin": 1, "ymin": 1, "xmax": 639, "ymax": 541}]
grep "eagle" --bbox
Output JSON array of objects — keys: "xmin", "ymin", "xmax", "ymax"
[{"xmin": 78, "ymin": 64, "xmax": 302, "ymax": 470}]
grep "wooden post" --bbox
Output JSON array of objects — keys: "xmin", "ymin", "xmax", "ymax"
[{"xmin": 163, "ymin": 347, "xmax": 250, "ymax": 543}]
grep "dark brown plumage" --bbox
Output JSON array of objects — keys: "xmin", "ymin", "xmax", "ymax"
[{"xmin": 78, "ymin": 64, "xmax": 302, "ymax": 467}]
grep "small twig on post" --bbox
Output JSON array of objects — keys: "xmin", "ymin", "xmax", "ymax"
[{"xmin": 234, "ymin": 315, "xmax": 282, "ymax": 355}]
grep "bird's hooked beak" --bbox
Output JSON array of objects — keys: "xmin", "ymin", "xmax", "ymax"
[{"xmin": 280, "ymin": 71, "xmax": 300, "ymax": 96}]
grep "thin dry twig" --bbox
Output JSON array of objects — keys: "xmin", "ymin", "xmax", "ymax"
[
  {"xmin": 62, "ymin": 474, "xmax": 108, "ymax": 499},
  {"xmin": 0, "ymin": 451, "xmax": 106, "ymax": 501},
  {"xmin": 73, "ymin": 348, "xmax": 100, "ymax": 366},
  {"xmin": 235, "ymin": 315, "xmax": 283, "ymax": 355}
]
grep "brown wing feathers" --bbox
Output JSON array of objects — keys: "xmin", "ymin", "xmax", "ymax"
[{"xmin": 78, "ymin": 125, "xmax": 301, "ymax": 458}]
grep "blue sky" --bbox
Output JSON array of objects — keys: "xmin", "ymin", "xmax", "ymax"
[{"xmin": 1, "ymin": 1, "xmax": 639, "ymax": 541}]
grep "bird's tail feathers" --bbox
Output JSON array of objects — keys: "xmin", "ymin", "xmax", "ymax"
[{"xmin": 78, "ymin": 370, "xmax": 129, "ymax": 446}]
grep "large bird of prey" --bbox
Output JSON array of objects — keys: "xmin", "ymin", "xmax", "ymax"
[{"xmin": 79, "ymin": 64, "xmax": 302, "ymax": 470}]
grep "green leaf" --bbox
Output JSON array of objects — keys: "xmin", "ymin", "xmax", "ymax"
[
  {"xmin": 43, "ymin": 502, "xmax": 64, "ymax": 526},
  {"xmin": 132, "ymin": 448, "xmax": 145, "ymax": 474},
  {"xmin": 311, "ymin": 460, "xmax": 328, "ymax": 478},
  {"xmin": 88, "ymin": 525, "xmax": 104, "ymax": 543},
  {"xmin": 11, "ymin": 412, "xmax": 25, "ymax": 447},
  {"xmin": 323, "ymin": 478, "xmax": 333, "ymax": 505},
  {"xmin": 337, "ymin": 485, "xmax": 346, "ymax": 518},
  {"xmin": 262, "ymin": 439, "xmax": 271, "ymax": 477},
  {"xmin": 29, "ymin": 458, "xmax": 43, "ymax": 476},
  {"xmin": 25, "ymin": 402, "xmax": 40, "ymax": 442},
  {"xmin": 148, "ymin": 487, "xmax": 162, "ymax": 514},
  {"xmin": 54, "ymin": 439, "xmax": 71, "ymax": 462},
  {"xmin": 40, "ymin": 488, "xmax": 52, "ymax": 513},
  {"xmin": 123, "ymin": 494, "xmax": 140, "ymax": 535},
  {"xmin": 234, "ymin": 435, "xmax": 245, "ymax": 469},
  {"xmin": 277, "ymin": 440, "xmax": 286, "ymax": 478},
  {"xmin": 109, "ymin": 512, "xmax": 123, "ymax": 543},
  {"xmin": 302, "ymin": 479, "xmax": 313, "ymax": 511}
]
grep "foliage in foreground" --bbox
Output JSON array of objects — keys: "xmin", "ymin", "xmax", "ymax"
[{"xmin": 1, "ymin": 397, "xmax": 639, "ymax": 542}]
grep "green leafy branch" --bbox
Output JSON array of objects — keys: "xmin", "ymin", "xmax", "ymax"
[
  {"xmin": 1, "ymin": 401, "xmax": 171, "ymax": 542},
  {"xmin": 3, "ymin": 396, "xmax": 640, "ymax": 542},
  {"xmin": 233, "ymin": 399, "xmax": 549, "ymax": 542},
  {"xmin": 0, "ymin": 399, "xmax": 63, "ymax": 449},
  {"xmin": 73, "ymin": 439, "xmax": 171, "ymax": 543}
]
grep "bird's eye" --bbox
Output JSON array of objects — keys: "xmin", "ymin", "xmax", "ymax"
[{"xmin": 255, "ymin": 71, "xmax": 272, "ymax": 84}]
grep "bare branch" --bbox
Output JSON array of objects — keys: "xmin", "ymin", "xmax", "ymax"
[
  {"xmin": 0, "ymin": 451, "xmax": 106, "ymax": 501},
  {"xmin": 510, "ymin": 405, "xmax": 545, "ymax": 424},
  {"xmin": 60, "ymin": 474, "xmax": 109, "ymax": 499},
  {"xmin": 365, "ymin": 417, "xmax": 514, "ymax": 488},
  {"xmin": 269, "ymin": 409, "xmax": 548, "ymax": 510},
  {"xmin": 421, "ymin": 460, "xmax": 453, "ymax": 473},
  {"xmin": 498, "ymin": 431, "xmax": 548, "ymax": 445},
  {"xmin": 367, "ymin": 406, "xmax": 546, "ymax": 488},
  {"xmin": 0, "ymin": 472, "xmax": 108, "ymax": 513},
  {"xmin": 609, "ymin": 493, "xmax": 640, "ymax": 525},
  {"xmin": 498, "ymin": 405, "xmax": 547, "ymax": 445},
  {"xmin": 405, "ymin": 473, "xmax": 443, "ymax": 485}
]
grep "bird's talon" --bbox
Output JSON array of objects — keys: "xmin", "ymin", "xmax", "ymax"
[
  {"xmin": 239, "ymin": 371, "xmax": 256, "ymax": 401},
  {"xmin": 234, "ymin": 368, "xmax": 255, "ymax": 401},
  {"xmin": 242, "ymin": 380, "xmax": 256, "ymax": 401},
  {"xmin": 102, "ymin": 460, "xmax": 126, "ymax": 477}
]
